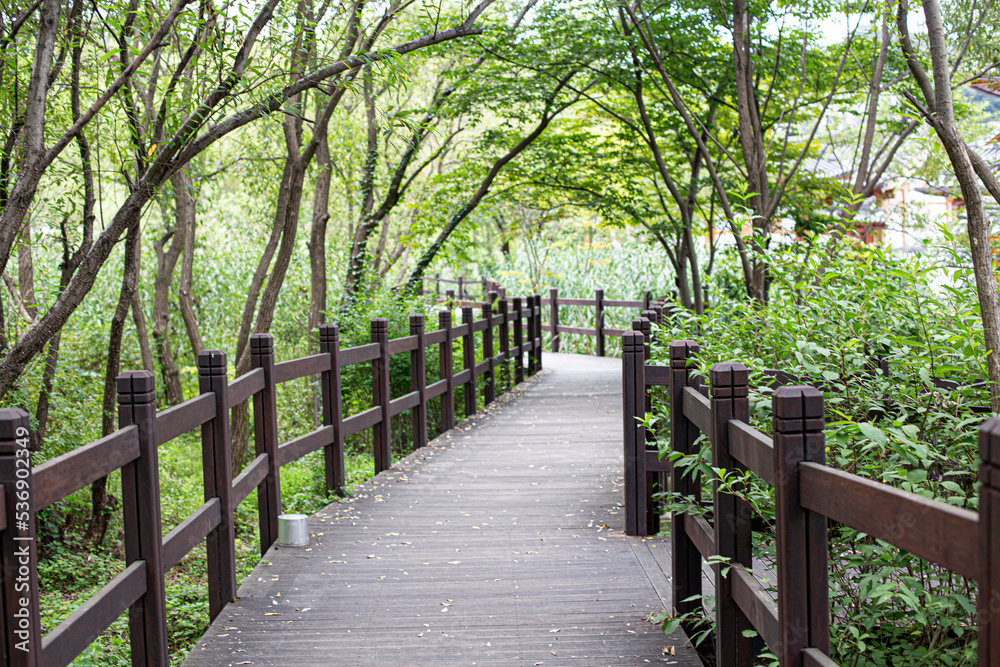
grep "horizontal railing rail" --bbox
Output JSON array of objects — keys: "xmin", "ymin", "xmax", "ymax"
[
  {"xmin": 621, "ymin": 333, "xmax": 1000, "ymax": 666},
  {"xmin": 0, "ymin": 291, "xmax": 546, "ymax": 667},
  {"xmin": 417, "ymin": 274, "xmax": 500, "ymax": 303},
  {"xmin": 539, "ymin": 287, "xmax": 663, "ymax": 356}
]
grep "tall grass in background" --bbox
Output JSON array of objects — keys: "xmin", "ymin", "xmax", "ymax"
[{"xmin": 485, "ymin": 239, "xmax": 676, "ymax": 355}]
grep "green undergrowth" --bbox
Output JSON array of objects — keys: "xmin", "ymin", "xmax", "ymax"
[{"xmin": 650, "ymin": 236, "xmax": 985, "ymax": 665}]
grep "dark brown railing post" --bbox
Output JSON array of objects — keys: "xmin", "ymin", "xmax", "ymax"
[
  {"xmin": 526, "ymin": 296, "xmax": 537, "ymax": 376},
  {"xmin": 458, "ymin": 275, "xmax": 464, "ymax": 300},
  {"xmin": 498, "ymin": 298, "xmax": 510, "ymax": 393},
  {"xmin": 669, "ymin": 341, "xmax": 702, "ymax": 624},
  {"xmin": 249, "ymin": 337, "xmax": 281, "ymax": 553},
  {"xmin": 438, "ymin": 310, "xmax": 455, "ymax": 431},
  {"xmin": 980, "ymin": 419, "xmax": 1000, "ymax": 664},
  {"xmin": 643, "ymin": 290, "xmax": 652, "ymax": 310},
  {"xmin": 482, "ymin": 295, "xmax": 496, "ymax": 406},
  {"xmin": 446, "ymin": 289, "xmax": 455, "ymax": 308},
  {"xmin": 434, "ymin": 273, "xmax": 440, "ymax": 297},
  {"xmin": 550, "ymin": 288, "xmax": 560, "ymax": 353},
  {"xmin": 371, "ymin": 318, "xmax": 392, "ymax": 473},
  {"xmin": 319, "ymin": 325, "xmax": 345, "ymax": 495},
  {"xmin": 774, "ymin": 385, "xmax": 829, "ymax": 665},
  {"xmin": 622, "ymin": 330, "xmax": 646, "ymax": 537},
  {"xmin": 0, "ymin": 409, "xmax": 40, "ymax": 667},
  {"xmin": 117, "ymin": 370, "xmax": 168, "ymax": 666},
  {"xmin": 595, "ymin": 289, "xmax": 605, "ymax": 357},
  {"xmin": 634, "ymin": 317, "xmax": 659, "ymax": 535},
  {"xmin": 410, "ymin": 315, "xmax": 428, "ymax": 449},
  {"xmin": 200, "ymin": 351, "xmax": 238, "ymax": 617},
  {"xmin": 642, "ymin": 309, "xmax": 657, "ymax": 336},
  {"xmin": 710, "ymin": 363, "xmax": 753, "ymax": 666},
  {"xmin": 533, "ymin": 295, "xmax": 543, "ymax": 372},
  {"xmin": 462, "ymin": 306, "xmax": 476, "ymax": 418},
  {"xmin": 513, "ymin": 297, "xmax": 524, "ymax": 384}
]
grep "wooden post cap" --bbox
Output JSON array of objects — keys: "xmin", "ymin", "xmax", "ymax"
[
  {"xmin": 622, "ymin": 330, "xmax": 644, "ymax": 351},
  {"xmin": 117, "ymin": 370, "xmax": 156, "ymax": 405},
  {"xmin": 249, "ymin": 333, "xmax": 273, "ymax": 351},
  {"xmin": 773, "ymin": 385, "xmax": 824, "ymax": 433},
  {"xmin": 0, "ymin": 408, "xmax": 29, "ymax": 454},
  {"xmin": 319, "ymin": 324, "xmax": 339, "ymax": 342},
  {"xmin": 198, "ymin": 349, "xmax": 228, "ymax": 374},
  {"xmin": 709, "ymin": 362, "xmax": 749, "ymax": 399}
]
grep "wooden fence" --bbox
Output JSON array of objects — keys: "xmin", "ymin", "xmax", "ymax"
[
  {"xmin": 417, "ymin": 274, "xmax": 500, "ymax": 302},
  {"xmin": 540, "ymin": 288, "xmax": 661, "ymax": 356},
  {"xmin": 0, "ymin": 292, "xmax": 545, "ymax": 667},
  {"xmin": 622, "ymin": 332, "xmax": 1000, "ymax": 665}
]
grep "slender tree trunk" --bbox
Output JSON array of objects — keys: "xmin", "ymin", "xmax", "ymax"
[
  {"xmin": 132, "ymin": 290, "xmax": 154, "ymax": 372},
  {"xmin": 342, "ymin": 65, "xmax": 380, "ymax": 309},
  {"xmin": 231, "ymin": 158, "xmax": 307, "ymax": 475},
  {"xmin": 85, "ymin": 218, "xmax": 141, "ymax": 547},
  {"xmin": 0, "ymin": 0, "xmax": 60, "ymax": 278},
  {"xmin": 152, "ymin": 181, "xmax": 187, "ymax": 404},
  {"xmin": 31, "ymin": 335, "xmax": 61, "ymax": 452},
  {"xmin": 916, "ymin": 0, "xmax": 1000, "ymax": 411},
  {"xmin": 309, "ymin": 135, "xmax": 332, "ymax": 335},
  {"xmin": 308, "ymin": 136, "xmax": 332, "ymax": 427},
  {"xmin": 178, "ymin": 204, "xmax": 204, "ymax": 357},
  {"xmin": 17, "ymin": 220, "xmax": 36, "ymax": 321}
]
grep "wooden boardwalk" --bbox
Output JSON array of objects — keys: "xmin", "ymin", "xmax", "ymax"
[{"xmin": 183, "ymin": 353, "xmax": 700, "ymax": 666}]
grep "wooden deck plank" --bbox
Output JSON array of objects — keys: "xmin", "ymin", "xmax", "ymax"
[{"xmin": 183, "ymin": 353, "xmax": 700, "ymax": 666}]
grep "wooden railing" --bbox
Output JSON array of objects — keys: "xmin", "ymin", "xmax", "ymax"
[
  {"xmin": 622, "ymin": 333, "xmax": 1000, "ymax": 665},
  {"xmin": 540, "ymin": 288, "xmax": 662, "ymax": 356},
  {"xmin": 0, "ymin": 292, "xmax": 544, "ymax": 667},
  {"xmin": 417, "ymin": 274, "xmax": 500, "ymax": 302}
]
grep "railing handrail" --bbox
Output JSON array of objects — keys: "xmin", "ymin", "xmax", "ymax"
[
  {"xmin": 0, "ymin": 292, "xmax": 552, "ymax": 667},
  {"xmin": 621, "ymin": 332, "xmax": 1000, "ymax": 666}
]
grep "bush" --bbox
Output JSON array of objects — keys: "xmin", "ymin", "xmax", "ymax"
[{"xmin": 652, "ymin": 235, "xmax": 985, "ymax": 664}]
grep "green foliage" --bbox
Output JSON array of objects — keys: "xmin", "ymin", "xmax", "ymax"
[{"xmin": 651, "ymin": 237, "xmax": 986, "ymax": 664}]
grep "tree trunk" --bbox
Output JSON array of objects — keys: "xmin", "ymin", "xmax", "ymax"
[
  {"xmin": 308, "ymin": 134, "xmax": 332, "ymax": 335},
  {"xmin": 178, "ymin": 202, "xmax": 204, "ymax": 357},
  {"xmin": 17, "ymin": 219, "xmax": 37, "ymax": 321},
  {"xmin": 308, "ymin": 135, "xmax": 332, "ymax": 427},
  {"xmin": 31, "ymin": 335, "xmax": 61, "ymax": 452},
  {"xmin": 132, "ymin": 290, "xmax": 154, "ymax": 372},
  {"xmin": 917, "ymin": 0, "xmax": 1000, "ymax": 412},
  {"xmin": 85, "ymin": 219, "xmax": 141, "ymax": 547},
  {"xmin": 152, "ymin": 179, "xmax": 187, "ymax": 405},
  {"xmin": 342, "ymin": 65, "xmax": 380, "ymax": 309},
  {"xmin": 231, "ymin": 158, "xmax": 306, "ymax": 475}
]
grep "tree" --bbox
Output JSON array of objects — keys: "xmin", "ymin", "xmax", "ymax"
[
  {"xmin": 623, "ymin": 0, "xmax": 859, "ymax": 302},
  {"xmin": 0, "ymin": 0, "xmax": 494, "ymax": 401},
  {"xmin": 896, "ymin": 0, "xmax": 1000, "ymax": 411}
]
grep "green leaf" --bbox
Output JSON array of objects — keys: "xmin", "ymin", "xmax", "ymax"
[{"xmin": 858, "ymin": 422, "xmax": 887, "ymax": 447}]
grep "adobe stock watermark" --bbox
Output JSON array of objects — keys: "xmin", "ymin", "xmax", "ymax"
[{"xmin": 11, "ymin": 421, "xmax": 33, "ymax": 654}]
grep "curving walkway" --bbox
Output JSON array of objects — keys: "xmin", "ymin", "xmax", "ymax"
[{"xmin": 182, "ymin": 353, "xmax": 700, "ymax": 666}]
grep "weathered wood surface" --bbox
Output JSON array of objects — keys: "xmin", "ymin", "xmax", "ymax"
[{"xmin": 183, "ymin": 353, "xmax": 699, "ymax": 666}]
